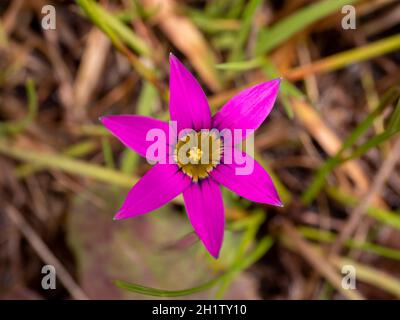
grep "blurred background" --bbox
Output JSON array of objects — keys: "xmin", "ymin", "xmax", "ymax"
[{"xmin": 0, "ymin": 0, "xmax": 400, "ymax": 300}]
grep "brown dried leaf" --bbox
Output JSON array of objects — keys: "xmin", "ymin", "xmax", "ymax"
[{"xmin": 142, "ymin": 0, "xmax": 221, "ymax": 92}]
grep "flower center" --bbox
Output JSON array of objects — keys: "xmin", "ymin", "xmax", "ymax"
[
  {"xmin": 174, "ymin": 130, "xmax": 222, "ymax": 182},
  {"xmin": 188, "ymin": 147, "xmax": 203, "ymax": 163}
]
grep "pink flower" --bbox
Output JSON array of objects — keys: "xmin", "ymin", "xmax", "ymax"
[{"xmin": 100, "ymin": 54, "xmax": 282, "ymax": 258}]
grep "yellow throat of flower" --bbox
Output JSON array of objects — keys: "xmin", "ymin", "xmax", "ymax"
[{"xmin": 174, "ymin": 130, "xmax": 222, "ymax": 182}]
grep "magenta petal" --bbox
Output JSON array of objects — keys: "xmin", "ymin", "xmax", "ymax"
[
  {"xmin": 211, "ymin": 149, "xmax": 282, "ymax": 206},
  {"xmin": 183, "ymin": 179, "xmax": 224, "ymax": 258},
  {"xmin": 169, "ymin": 54, "xmax": 211, "ymax": 132},
  {"xmin": 115, "ymin": 164, "xmax": 191, "ymax": 219},
  {"xmin": 212, "ymin": 79, "xmax": 280, "ymax": 141},
  {"xmin": 100, "ymin": 115, "xmax": 171, "ymax": 162}
]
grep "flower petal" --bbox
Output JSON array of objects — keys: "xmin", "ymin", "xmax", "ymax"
[
  {"xmin": 183, "ymin": 179, "xmax": 224, "ymax": 258},
  {"xmin": 169, "ymin": 54, "xmax": 211, "ymax": 132},
  {"xmin": 211, "ymin": 149, "xmax": 282, "ymax": 206},
  {"xmin": 115, "ymin": 163, "xmax": 191, "ymax": 219},
  {"xmin": 212, "ymin": 79, "xmax": 280, "ymax": 141},
  {"xmin": 100, "ymin": 115, "xmax": 171, "ymax": 163}
]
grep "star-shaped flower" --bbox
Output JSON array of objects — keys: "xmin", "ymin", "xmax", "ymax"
[{"xmin": 101, "ymin": 54, "xmax": 282, "ymax": 258}]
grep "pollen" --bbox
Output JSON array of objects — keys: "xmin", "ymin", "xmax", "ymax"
[
  {"xmin": 174, "ymin": 130, "xmax": 222, "ymax": 182},
  {"xmin": 188, "ymin": 147, "xmax": 203, "ymax": 163}
]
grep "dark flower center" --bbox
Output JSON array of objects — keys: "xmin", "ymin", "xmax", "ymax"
[{"xmin": 174, "ymin": 130, "xmax": 222, "ymax": 182}]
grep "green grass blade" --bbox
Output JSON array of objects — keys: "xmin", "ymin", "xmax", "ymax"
[
  {"xmin": 115, "ymin": 277, "xmax": 220, "ymax": 298},
  {"xmin": 218, "ymin": 34, "xmax": 400, "ymax": 75},
  {"xmin": 255, "ymin": 0, "xmax": 360, "ymax": 55},
  {"xmin": 214, "ymin": 211, "xmax": 265, "ymax": 299},
  {"xmin": 227, "ymin": 0, "xmax": 262, "ymax": 63},
  {"xmin": 387, "ymin": 98, "xmax": 400, "ymax": 133},
  {"xmin": 76, "ymin": 0, "xmax": 150, "ymax": 56},
  {"xmin": 16, "ymin": 140, "xmax": 98, "ymax": 178},
  {"xmin": 0, "ymin": 141, "xmax": 137, "ymax": 189},
  {"xmin": 216, "ymin": 56, "xmax": 264, "ymax": 71},
  {"xmin": 218, "ymin": 0, "xmax": 360, "ymax": 71},
  {"xmin": 116, "ymin": 235, "xmax": 273, "ymax": 297},
  {"xmin": 0, "ymin": 78, "xmax": 38, "ymax": 135},
  {"xmin": 101, "ymin": 137, "xmax": 115, "ymax": 169},
  {"xmin": 333, "ymin": 257, "xmax": 400, "ymax": 299},
  {"xmin": 299, "ymin": 226, "xmax": 400, "ymax": 261},
  {"xmin": 189, "ymin": 10, "xmax": 240, "ymax": 33},
  {"xmin": 326, "ymin": 186, "xmax": 400, "ymax": 230},
  {"xmin": 302, "ymin": 89, "xmax": 400, "ymax": 204}
]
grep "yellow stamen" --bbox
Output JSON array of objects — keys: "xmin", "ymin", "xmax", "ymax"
[
  {"xmin": 188, "ymin": 147, "xmax": 203, "ymax": 163},
  {"xmin": 174, "ymin": 130, "xmax": 222, "ymax": 182}
]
